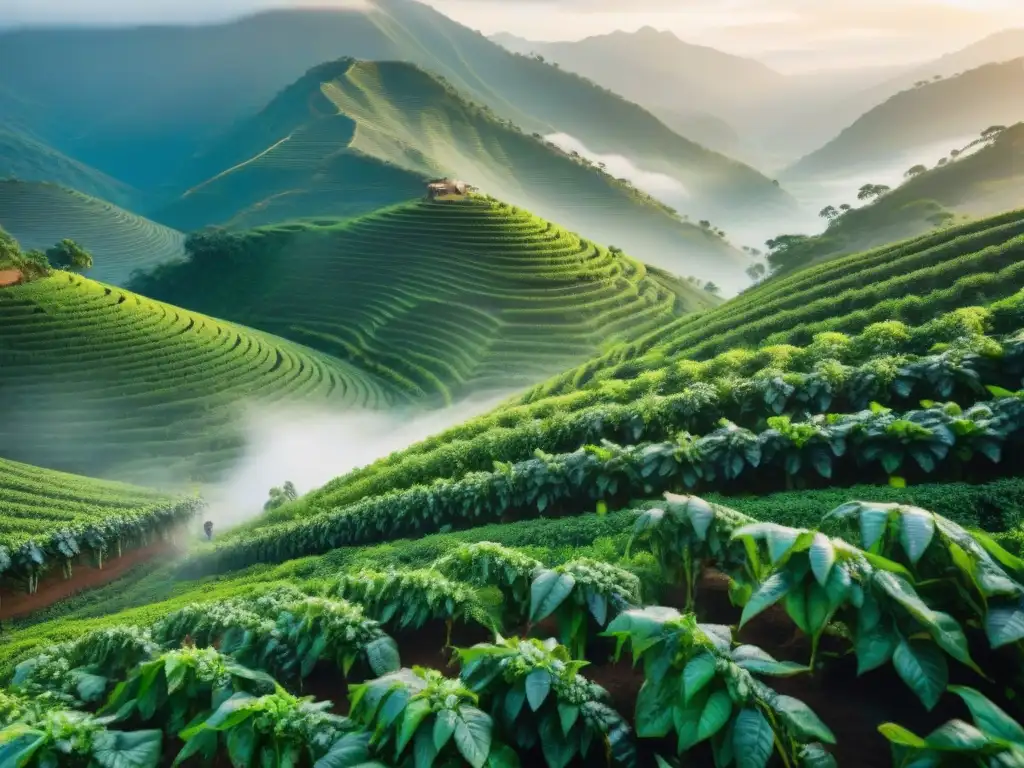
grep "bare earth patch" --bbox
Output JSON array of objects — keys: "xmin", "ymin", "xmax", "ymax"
[{"xmin": 0, "ymin": 269, "xmax": 23, "ymax": 287}]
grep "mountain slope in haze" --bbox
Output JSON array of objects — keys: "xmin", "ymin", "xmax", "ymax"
[
  {"xmin": 136, "ymin": 196, "xmax": 718, "ymax": 402},
  {"xmin": 0, "ymin": 272, "xmax": 397, "ymax": 484},
  {"xmin": 0, "ymin": 2, "xmax": 791, "ymax": 225},
  {"xmin": 767, "ymin": 123, "xmax": 1024, "ymax": 274},
  {"xmin": 0, "ymin": 180, "xmax": 185, "ymax": 285},
  {"xmin": 156, "ymin": 59, "xmax": 749, "ymax": 285},
  {"xmin": 488, "ymin": 26, "xmax": 777, "ymax": 157},
  {"xmin": 785, "ymin": 58, "xmax": 1024, "ymax": 180}
]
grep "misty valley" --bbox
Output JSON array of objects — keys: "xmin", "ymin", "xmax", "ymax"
[{"xmin": 1, "ymin": 2, "xmax": 1024, "ymax": 767}]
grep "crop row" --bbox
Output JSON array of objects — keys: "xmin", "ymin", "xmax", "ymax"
[{"xmin": 193, "ymin": 395, "xmax": 1024, "ymax": 575}]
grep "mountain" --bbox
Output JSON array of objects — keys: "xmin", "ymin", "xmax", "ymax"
[
  {"xmin": 0, "ymin": 272, "xmax": 398, "ymax": 483},
  {"xmin": 134, "ymin": 196, "xmax": 718, "ymax": 403},
  {"xmin": 0, "ymin": 3, "xmax": 791, "ymax": 227},
  {"xmin": 152, "ymin": 58, "xmax": 747, "ymax": 284},
  {"xmin": 0, "ymin": 180, "xmax": 185, "ymax": 285},
  {"xmin": 488, "ymin": 27, "xmax": 781, "ymax": 159},
  {"xmin": 784, "ymin": 59, "xmax": 1024, "ymax": 180},
  {"xmin": 766, "ymin": 123, "xmax": 1024, "ymax": 274}
]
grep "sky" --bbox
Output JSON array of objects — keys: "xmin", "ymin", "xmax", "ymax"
[{"xmin": 2, "ymin": 0, "xmax": 1023, "ymax": 72}]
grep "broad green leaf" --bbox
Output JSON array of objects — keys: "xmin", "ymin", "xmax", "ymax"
[
  {"xmin": 453, "ymin": 707, "xmax": 492, "ymax": 768},
  {"xmin": 858, "ymin": 506, "xmax": 892, "ymax": 550},
  {"xmin": 226, "ymin": 722, "xmax": 256, "ymax": 768},
  {"xmin": 878, "ymin": 723, "xmax": 928, "ymax": 748},
  {"xmin": 683, "ymin": 652, "xmax": 718, "ymax": 702},
  {"xmin": 92, "ymin": 729, "xmax": 163, "ymax": 768},
  {"xmin": 731, "ymin": 645, "xmax": 807, "ymax": 677},
  {"xmin": 314, "ymin": 732, "xmax": 378, "ymax": 768},
  {"xmin": 525, "ymin": 669, "xmax": 551, "ymax": 711},
  {"xmin": 539, "ymin": 713, "xmax": 576, "ymax": 768},
  {"xmin": 366, "ymin": 637, "xmax": 401, "ymax": 676},
  {"xmin": 557, "ymin": 703, "xmax": 579, "ymax": 735},
  {"xmin": 784, "ymin": 588, "xmax": 810, "ymax": 635},
  {"xmin": 899, "ymin": 508, "xmax": 936, "ymax": 565},
  {"xmin": 687, "ymin": 497, "xmax": 716, "ymax": 541},
  {"xmin": 635, "ymin": 680, "xmax": 674, "ymax": 738},
  {"xmin": 949, "ymin": 686, "xmax": 1024, "ymax": 743},
  {"xmin": 924, "ymin": 720, "xmax": 989, "ymax": 751},
  {"xmin": 530, "ymin": 571, "xmax": 575, "ymax": 622},
  {"xmin": 808, "ymin": 535, "xmax": 835, "ymax": 586},
  {"xmin": 740, "ymin": 572, "xmax": 793, "ymax": 627},
  {"xmin": 798, "ymin": 743, "xmax": 838, "ymax": 768},
  {"xmin": 985, "ymin": 600, "xmax": 1024, "ymax": 648},
  {"xmin": 586, "ymin": 590, "xmax": 608, "ymax": 626},
  {"xmin": 733, "ymin": 708, "xmax": 775, "ymax": 768},
  {"xmin": 698, "ymin": 690, "xmax": 733, "ymax": 742},
  {"xmin": 855, "ymin": 626, "xmax": 898, "ymax": 675},
  {"xmin": 925, "ymin": 611, "xmax": 978, "ymax": 671},
  {"xmin": 397, "ymin": 699, "xmax": 432, "ymax": 754},
  {"xmin": 414, "ymin": 725, "xmax": 439, "ymax": 768},
  {"xmin": 892, "ymin": 640, "xmax": 948, "ymax": 711},
  {"xmin": 0, "ymin": 726, "xmax": 45, "ymax": 768},
  {"xmin": 484, "ymin": 743, "xmax": 520, "ymax": 768},
  {"xmin": 502, "ymin": 686, "xmax": 525, "ymax": 723},
  {"xmin": 773, "ymin": 696, "xmax": 835, "ymax": 743},
  {"xmin": 434, "ymin": 709, "xmax": 458, "ymax": 752}
]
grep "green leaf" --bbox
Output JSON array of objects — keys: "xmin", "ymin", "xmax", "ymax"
[
  {"xmin": 453, "ymin": 707, "xmax": 492, "ymax": 768},
  {"xmin": 557, "ymin": 703, "xmax": 579, "ymax": 735},
  {"xmin": 731, "ymin": 645, "xmax": 807, "ymax": 677},
  {"xmin": 924, "ymin": 720, "xmax": 989, "ymax": 751},
  {"xmin": 397, "ymin": 699, "xmax": 432, "ymax": 755},
  {"xmin": 949, "ymin": 686, "xmax": 1024, "ymax": 743},
  {"xmin": 635, "ymin": 680, "xmax": 674, "ymax": 738},
  {"xmin": 698, "ymin": 690, "xmax": 733, "ymax": 741},
  {"xmin": 808, "ymin": 535, "xmax": 835, "ymax": 587},
  {"xmin": 687, "ymin": 497, "xmax": 716, "ymax": 541},
  {"xmin": 925, "ymin": 611, "xmax": 977, "ymax": 670},
  {"xmin": 733, "ymin": 708, "xmax": 775, "ymax": 768},
  {"xmin": 0, "ymin": 726, "xmax": 45, "ymax": 768},
  {"xmin": 433, "ymin": 709, "xmax": 458, "ymax": 752},
  {"xmin": 366, "ymin": 637, "xmax": 401, "ymax": 676},
  {"xmin": 985, "ymin": 600, "xmax": 1024, "ymax": 648},
  {"xmin": 530, "ymin": 571, "xmax": 576, "ymax": 622},
  {"xmin": 773, "ymin": 696, "xmax": 835, "ymax": 744},
  {"xmin": 855, "ymin": 626, "xmax": 898, "ymax": 675},
  {"xmin": 226, "ymin": 722, "xmax": 256, "ymax": 768},
  {"xmin": 525, "ymin": 669, "xmax": 552, "ymax": 711},
  {"xmin": 92, "ymin": 729, "xmax": 163, "ymax": 768},
  {"xmin": 740, "ymin": 572, "xmax": 792, "ymax": 627},
  {"xmin": 899, "ymin": 509, "xmax": 936, "ymax": 565},
  {"xmin": 586, "ymin": 590, "xmax": 608, "ymax": 626},
  {"xmin": 683, "ymin": 652, "xmax": 718, "ymax": 702},
  {"xmin": 892, "ymin": 640, "xmax": 948, "ymax": 711},
  {"xmin": 502, "ymin": 687, "xmax": 525, "ymax": 723},
  {"xmin": 798, "ymin": 743, "xmax": 838, "ymax": 768},
  {"xmin": 539, "ymin": 714, "xmax": 576, "ymax": 768},
  {"xmin": 414, "ymin": 725, "xmax": 439, "ymax": 768},
  {"xmin": 878, "ymin": 723, "xmax": 928, "ymax": 748},
  {"xmin": 315, "ymin": 732, "xmax": 378, "ymax": 768}
]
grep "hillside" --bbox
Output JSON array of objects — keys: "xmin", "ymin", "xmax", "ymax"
[
  {"xmin": 0, "ymin": 3, "xmax": 791, "ymax": 225},
  {"xmin": 134, "ymin": 196, "xmax": 717, "ymax": 402},
  {"xmin": 0, "ymin": 273, "xmax": 399, "ymax": 484},
  {"xmin": 155, "ymin": 59, "xmax": 749, "ymax": 285},
  {"xmin": 785, "ymin": 58, "xmax": 1024, "ymax": 180},
  {"xmin": 767, "ymin": 123, "xmax": 1024, "ymax": 273},
  {"xmin": 0, "ymin": 180, "xmax": 185, "ymax": 285},
  {"xmin": 0, "ymin": 126, "xmax": 133, "ymax": 207}
]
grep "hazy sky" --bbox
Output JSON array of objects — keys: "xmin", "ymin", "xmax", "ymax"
[{"xmin": 2, "ymin": 0, "xmax": 1023, "ymax": 72}]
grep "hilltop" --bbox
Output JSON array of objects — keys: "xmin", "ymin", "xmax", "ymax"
[
  {"xmin": 155, "ymin": 58, "xmax": 748, "ymax": 284},
  {"xmin": 134, "ymin": 196, "xmax": 718, "ymax": 402},
  {"xmin": 0, "ymin": 2, "xmax": 791, "ymax": 226},
  {"xmin": 785, "ymin": 58, "xmax": 1024, "ymax": 180},
  {"xmin": 0, "ymin": 272, "xmax": 399, "ymax": 483},
  {"xmin": 0, "ymin": 180, "xmax": 184, "ymax": 285}
]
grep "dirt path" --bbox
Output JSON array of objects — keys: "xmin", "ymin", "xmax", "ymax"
[
  {"xmin": 0, "ymin": 269, "xmax": 23, "ymax": 287},
  {"xmin": 0, "ymin": 541, "xmax": 178, "ymax": 620}
]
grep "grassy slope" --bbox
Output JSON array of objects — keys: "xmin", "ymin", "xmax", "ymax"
[
  {"xmin": 155, "ymin": 58, "xmax": 747, "ymax": 284},
  {"xmin": 0, "ymin": 4, "xmax": 790, "ymax": 220},
  {"xmin": 785, "ymin": 58, "xmax": 1024, "ymax": 179},
  {"xmin": 135, "ymin": 196, "xmax": 716, "ymax": 402},
  {"xmin": 769, "ymin": 124, "xmax": 1024, "ymax": 272},
  {"xmin": 0, "ymin": 273, "xmax": 399, "ymax": 484},
  {"xmin": 220, "ymin": 208, "xmax": 1024, "ymax": 524},
  {"xmin": 0, "ymin": 180, "xmax": 185, "ymax": 286}
]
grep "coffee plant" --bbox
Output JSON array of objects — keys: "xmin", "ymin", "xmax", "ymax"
[{"xmin": 433, "ymin": 542, "xmax": 543, "ymax": 621}]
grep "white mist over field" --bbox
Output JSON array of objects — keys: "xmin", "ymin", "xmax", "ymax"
[
  {"xmin": 544, "ymin": 132, "xmax": 690, "ymax": 198},
  {"xmin": 201, "ymin": 390, "xmax": 515, "ymax": 529}
]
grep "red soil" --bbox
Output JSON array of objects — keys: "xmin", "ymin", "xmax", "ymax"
[
  {"xmin": 0, "ymin": 269, "xmax": 23, "ymax": 287},
  {"xmin": 0, "ymin": 541, "xmax": 178, "ymax": 620}
]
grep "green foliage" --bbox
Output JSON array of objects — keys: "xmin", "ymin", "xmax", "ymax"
[
  {"xmin": 265, "ymin": 481, "xmax": 299, "ymax": 512},
  {"xmin": 433, "ymin": 543, "xmax": 543, "ymax": 620},
  {"xmin": 457, "ymin": 636, "xmax": 636, "ymax": 768},
  {"xmin": 44, "ymin": 238, "xmax": 93, "ymax": 272},
  {"xmin": 880, "ymin": 686, "xmax": 1024, "ymax": 767},
  {"xmin": 605, "ymin": 607, "xmax": 833, "ymax": 767},
  {"xmin": 177, "ymin": 687, "xmax": 352, "ymax": 767},
  {"xmin": 529, "ymin": 558, "xmax": 641, "ymax": 657},
  {"xmin": 347, "ymin": 667, "xmax": 511, "ymax": 768},
  {"xmin": 734, "ymin": 522, "xmax": 980, "ymax": 709},
  {"xmin": 330, "ymin": 570, "xmax": 503, "ymax": 642}
]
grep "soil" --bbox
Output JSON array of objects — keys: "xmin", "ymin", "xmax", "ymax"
[
  {"xmin": 0, "ymin": 541, "xmax": 178, "ymax": 621},
  {"xmin": 0, "ymin": 269, "xmax": 23, "ymax": 287}
]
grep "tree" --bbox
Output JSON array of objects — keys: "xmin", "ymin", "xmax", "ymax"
[
  {"xmin": 857, "ymin": 184, "xmax": 890, "ymax": 201},
  {"xmin": 937, "ymin": 157, "xmax": 948, "ymax": 166},
  {"xmin": 904, "ymin": 164, "xmax": 927, "ymax": 178},
  {"xmin": 46, "ymin": 239, "xmax": 94, "ymax": 272},
  {"xmin": 264, "ymin": 481, "xmax": 299, "ymax": 512},
  {"xmin": 981, "ymin": 125, "xmax": 1006, "ymax": 140},
  {"xmin": 698, "ymin": 220, "xmax": 711, "ymax": 229},
  {"xmin": 839, "ymin": 203, "xmax": 852, "ymax": 212},
  {"xmin": 950, "ymin": 149, "xmax": 961, "ymax": 158},
  {"xmin": 746, "ymin": 263, "xmax": 767, "ymax": 283},
  {"xmin": 0, "ymin": 225, "xmax": 20, "ymax": 264},
  {"xmin": 704, "ymin": 282, "xmax": 721, "ymax": 296},
  {"xmin": 818, "ymin": 205, "xmax": 838, "ymax": 220}
]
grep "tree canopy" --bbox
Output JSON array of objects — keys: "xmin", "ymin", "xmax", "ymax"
[{"xmin": 46, "ymin": 239, "xmax": 94, "ymax": 272}]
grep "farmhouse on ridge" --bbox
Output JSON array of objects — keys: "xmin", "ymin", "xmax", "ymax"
[{"xmin": 426, "ymin": 178, "xmax": 476, "ymax": 198}]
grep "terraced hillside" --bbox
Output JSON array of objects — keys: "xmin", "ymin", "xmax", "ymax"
[
  {"xmin": 192, "ymin": 208, "xmax": 1024, "ymax": 553},
  {"xmin": 135, "ymin": 197, "xmax": 716, "ymax": 402},
  {"xmin": 0, "ymin": 273, "xmax": 399, "ymax": 483},
  {"xmin": 0, "ymin": 180, "xmax": 185, "ymax": 285},
  {"xmin": 156, "ymin": 59, "xmax": 746, "ymax": 285},
  {"xmin": 0, "ymin": 457, "xmax": 200, "ymax": 590}
]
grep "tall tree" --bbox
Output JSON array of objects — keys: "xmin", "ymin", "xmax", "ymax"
[{"xmin": 46, "ymin": 239, "xmax": 94, "ymax": 272}]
